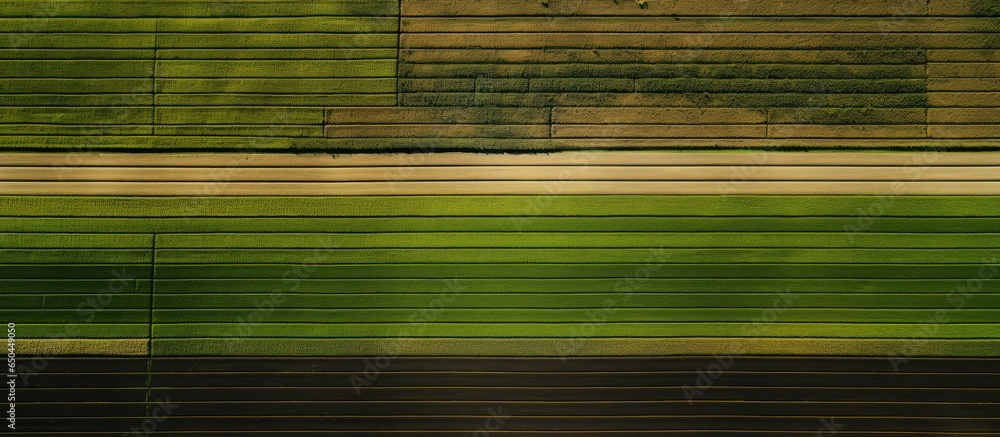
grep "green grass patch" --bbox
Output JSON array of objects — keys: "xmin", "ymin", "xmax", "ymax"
[
  {"xmin": 17, "ymin": 324, "xmax": 148, "ymax": 339},
  {"xmin": 153, "ymin": 263, "xmax": 999, "ymax": 280},
  {"xmin": 43, "ymin": 294, "xmax": 149, "ymax": 309},
  {"xmin": 0, "ymin": 79, "xmax": 153, "ymax": 94},
  {"xmin": 0, "ymin": 1, "xmax": 398, "ymax": 18},
  {"xmin": 0, "ymin": 234, "xmax": 152, "ymax": 248},
  {"xmin": 154, "ymin": 94, "xmax": 395, "ymax": 107},
  {"xmin": 156, "ymin": 60, "xmax": 395, "ymax": 78},
  {"xmin": 972, "ymin": 0, "xmax": 1000, "ymax": 16},
  {"xmin": 0, "ymin": 280, "xmax": 140, "ymax": 294},
  {"xmin": 0, "ymin": 107, "xmax": 152, "ymax": 124},
  {"xmin": 0, "ymin": 95, "xmax": 154, "ymax": 107},
  {"xmin": 151, "ymin": 308, "xmax": 1000, "ymax": 324},
  {"xmin": 155, "ymin": 34, "xmax": 396, "ymax": 49},
  {"xmin": 157, "ymin": 232, "xmax": 999, "ymax": 249},
  {"xmin": 1, "ymin": 309, "xmax": 147, "ymax": 323},
  {"xmin": 157, "ymin": 17, "xmax": 397, "ymax": 33},
  {"xmin": 0, "ymin": 265, "xmax": 150, "ymax": 279},
  {"xmin": 152, "ymin": 323, "xmax": 1000, "ymax": 339},
  {"xmin": 152, "ymin": 293, "xmax": 1000, "ymax": 309},
  {"xmin": 151, "ymin": 338, "xmax": 1000, "ymax": 356},
  {"xmin": 152, "ymin": 278, "xmax": 1000, "ymax": 294},
  {"xmin": 155, "ymin": 48, "xmax": 397, "ymax": 60},
  {"xmin": 154, "ymin": 248, "xmax": 1000, "ymax": 264},
  {"xmin": 0, "ymin": 49, "xmax": 154, "ymax": 60},
  {"xmin": 153, "ymin": 125, "xmax": 323, "ymax": 137},
  {"xmin": 0, "ymin": 60, "xmax": 152, "ymax": 77},
  {"xmin": 154, "ymin": 107, "xmax": 321, "ymax": 124},
  {"xmin": 155, "ymin": 78, "xmax": 395, "ymax": 94},
  {"xmin": 0, "ymin": 250, "xmax": 151, "ymax": 264},
  {"xmin": 5, "ymin": 217, "xmax": 1000, "ymax": 234}
]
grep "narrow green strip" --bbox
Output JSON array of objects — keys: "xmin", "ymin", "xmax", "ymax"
[
  {"xmin": 3, "ymin": 196, "xmax": 1000, "ymax": 218},
  {"xmin": 148, "ymin": 309, "xmax": 1000, "ymax": 324},
  {"xmin": 156, "ymin": 232, "xmax": 1000, "ymax": 249},
  {"xmin": 5, "ymin": 217, "xmax": 1000, "ymax": 233},
  {"xmin": 151, "ymin": 338, "xmax": 1000, "ymax": 357},
  {"xmin": 151, "ymin": 323, "xmax": 1000, "ymax": 338}
]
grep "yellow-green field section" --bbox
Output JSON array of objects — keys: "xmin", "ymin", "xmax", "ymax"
[
  {"xmin": 0, "ymin": 0, "xmax": 398, "ymax": 148},
  {"xmin": 4, "ymin": 0, "xmax": 1000, "ymax": 150},
  {"xmin": 2, "ymin": 195, "xmax": 999, "ymax": 356}
]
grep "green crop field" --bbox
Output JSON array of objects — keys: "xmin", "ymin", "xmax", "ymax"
[{"xmin": 2, "ymin": 195, "xmax": 998, "ymax": 357}]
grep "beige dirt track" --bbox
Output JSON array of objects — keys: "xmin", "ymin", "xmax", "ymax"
[{"xmin": 3, "ymin": 151, "xmax": 1000, "ymax": 195}]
